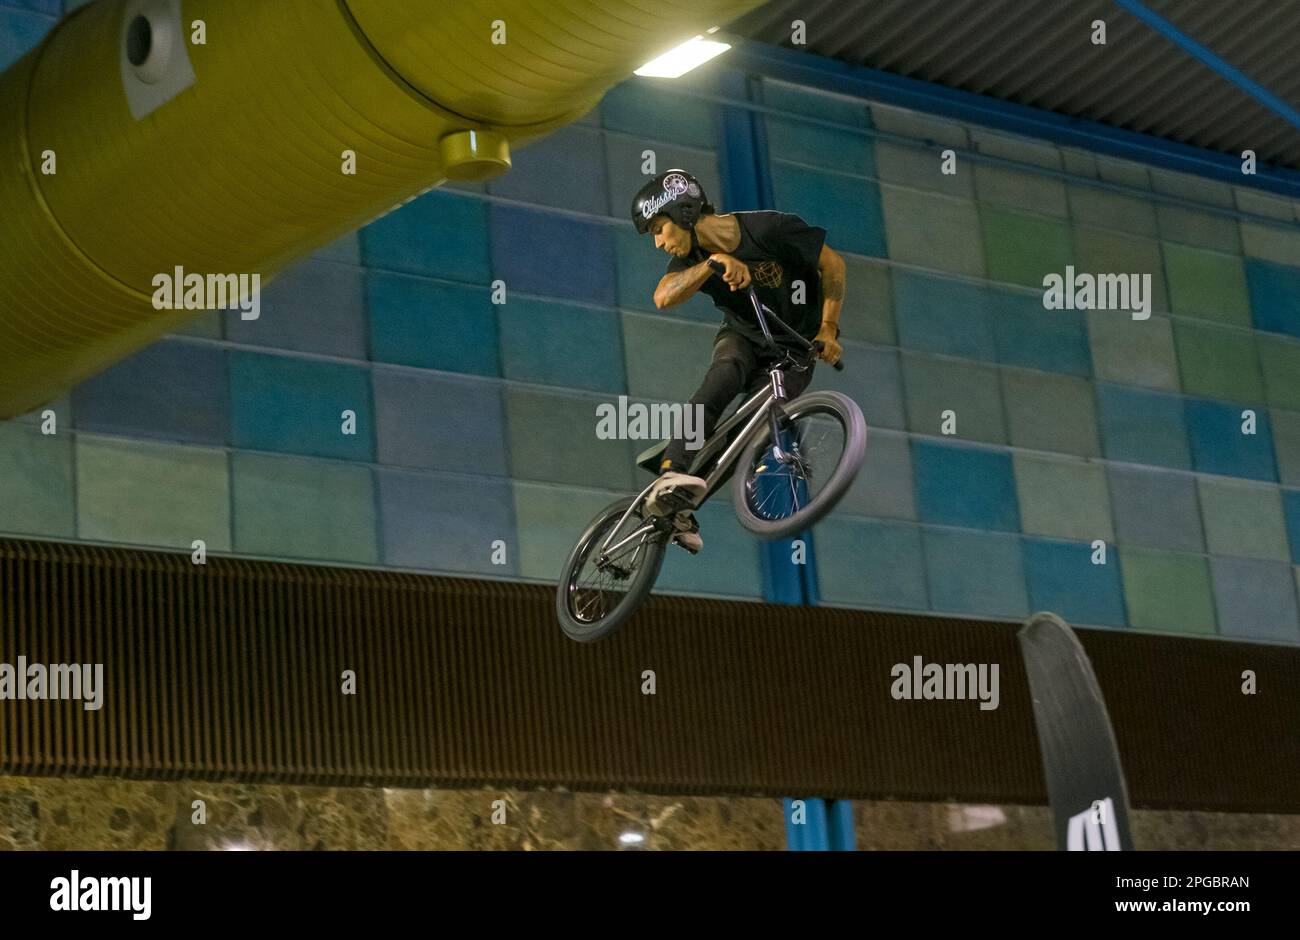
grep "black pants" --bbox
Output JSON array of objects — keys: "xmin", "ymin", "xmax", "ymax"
[{"xmin": 662, "ymin": 328, "xmax": 816, "ymax": 472}]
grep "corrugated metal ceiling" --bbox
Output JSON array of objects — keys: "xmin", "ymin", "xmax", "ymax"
[{"xmin": 728, "ymin": 0, "xmax": 1300, "ymax": 169}]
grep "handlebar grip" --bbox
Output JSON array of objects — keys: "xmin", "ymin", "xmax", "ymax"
[{"xmin": 812, "ymin": 340, "xmax": 845, "ymax": 371}]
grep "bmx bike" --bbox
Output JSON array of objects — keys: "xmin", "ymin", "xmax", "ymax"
[{"xmin": 556, "ymin": 285, "xmax": 867, "ymax": 642}]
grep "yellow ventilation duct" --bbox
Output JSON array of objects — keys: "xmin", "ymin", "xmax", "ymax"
[{"xmin": 0, "ymin": 0, "xmax": 759, "ymax": 418}]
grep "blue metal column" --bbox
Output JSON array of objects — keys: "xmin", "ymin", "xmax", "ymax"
[
  {"xmin": 719, "ymin": 69, "xmax": 850, "ymax": 848},
  {"xmin": 783, "ymin": 797, "xmax": 830, "ymax": 851}
]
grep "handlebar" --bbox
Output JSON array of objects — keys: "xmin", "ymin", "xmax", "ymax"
[{"xmin": 744, "ymin": 284, "xmax": 844, "ymax": 372}]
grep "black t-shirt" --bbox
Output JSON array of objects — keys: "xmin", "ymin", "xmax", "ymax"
[{"xmin": 666, "ymin": 211, "xmax": 828, "ymax": 346}]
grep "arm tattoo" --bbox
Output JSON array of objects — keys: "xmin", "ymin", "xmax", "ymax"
[
  {"xmin": 656, "ymin": 262, "xmax": 712, "ymax": 307},
  {"xmin": 822, "ymin": 267, "xmax": 845, "ymax": 301}
]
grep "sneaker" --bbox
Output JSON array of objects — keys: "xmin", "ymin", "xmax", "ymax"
[
  {"xmin": 671, "ymin": 512, "xmax": 702, "ymax": 554},
  {"xmin": 646, "ymin": 471, "xmax": 707, "ymax": 517}
]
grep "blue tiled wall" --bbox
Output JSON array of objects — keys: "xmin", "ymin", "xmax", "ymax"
[{"xmin": 4, "ymin": 7, "xmax": 1300, "ymax": 638}]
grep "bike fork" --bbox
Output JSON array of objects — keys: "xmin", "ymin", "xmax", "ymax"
[{"xmin": 767, "ymin": 369, "xmax": 790, "ymax": 462}]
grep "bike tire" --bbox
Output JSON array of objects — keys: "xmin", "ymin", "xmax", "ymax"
[
  {"xmin": 731, "ymin": 390, "xmax": 866, "ymax": 541},
  {"xmin": 556, "ymin": 497, "xmax": 668, "ymax": 642}
]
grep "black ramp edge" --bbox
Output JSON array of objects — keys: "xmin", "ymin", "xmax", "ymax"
[{"xmin": 1018, "ymin": 611, "xmax": 1134, "ymax": 851}]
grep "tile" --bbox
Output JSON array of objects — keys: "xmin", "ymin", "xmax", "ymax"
[
  {"xmin": 1066, "ymin": 184, "xmax": 1157, "ymax": 237},
  {"xmin": 922, "ymin": 528, "xmax": 1029, "ymax": 619},
  {"xmin": 839, "ymin": 255, "xmax": 895, "ymax": 345},
  {"xmin": 969, "ymin": 128, "xmax": 1061, "ymax": 169},
  {"xmin": 974, "ymin": 164, "xmax": 1068, "ymax": 217},
  {"xmin": 1246, "ymin": 258, "xmax": 1300, "ymax": 339},
  {"xmin": 621, "ymin": 312, "xmax": 718, "ymax": 404},
  {"xmin": 1093, "ymin": 157, "xmax": 1152, "ymax": 189},
  {"xmin": 1172, "ymin": 320, "xmax": 1264, "ymax": 404},
  {"xmin": 814, "ymin": 517, "xmax": 927, "ymax": 609},
  {"xmin": 1240, "ymin": 221, "xmax": 1300, "ymax": 268},
  {"xmin": 1119, "ymin": 547, "xmax": 1217, "ymax": 635},
  {"xmin": 0, "ymin": 423, "xmax": 74, "ymax": 538},
  {"xmin": 231, "ymin": 452, "xmax": 377, "ymax": 564},
  {"xmin": 0, "ymin": 8, "xmax": 54, "ymax": 71},
  {"xmin": 1234, "ymin": 188, "xmax": 1297, "ymax": 221},
  {"xmin": 1023, "ymin": 538, "xmax": 1127, "ymax": 628},
  {"xmin": 821, "ymin": 345, "xmax": 904, "ymax": 432},
  {"xmin": 1163, "ymin": 243, "xmax": 1251, "ymax": 326},
  {"xmin": 1210, "ymin": 557, "xmax": 1300, "ymax": 643},
  {"xmin": 13, "ymin": 396, "xmax": 70, "ymax": 429},
  {"xmin": 71, "ymin": 340, "xmax": 227, "ymax": 445},
  {"xmin": 504, "ymin": 386, "xmax": 639, "ymax": 491},
  {"xmin": 874, "ymin": 140, "xmax": 974, "ymax": 198},
  {"xmin": 1156, "ymin": 204, "xmax": 1241, "ymax": 253},
  {"xmin": 487, "ymin": 125, "xmax": 609, "ymax": 215},
  {"xmin": 869, "ymin": 103, "xmax": 969, "ymax": 148},
  {"xmin": 312, "ymin": 232, "xmax": 361, "ymax": 265},
  {"xmin": 1196, "ymin": 477, "xmax": 1289, "ymax": 561},
  {"xmin": 1150, "ymin": 169, "xmax": 1234, "ymax": 207},
  {"xmin": 602, "ymin": 80, "xmax": 721, "ymax": 150},
  {"xmin": 836, "ymin": 430, "xmax": 915, "ymax": 520},
  {"xmin": 1013, "ymin": 453, "xmax": 1113, "ymax": 542},
  {"xmin": 1073, "ymin": 226, "xmax": 1168, "ymax": 314},
  {"xmin": 1001, "ymin": 368, "xmax": 1100, "ymax": 457},
  {"xmin": 770, "ymin": 162, "xmax": 887, "ymax": 258},
  {"xmin": 360, "ymin": 189, "xmax": 491, "ymax": 283},
  {"xmin": 656, "ymin": 499, "xmax": 764, "ymax": 599},
  {"xmin": 228, "ymin": 352, "xmax": 375, "ymax": 461},
  {"xmin": 76, "ymin": 437, "xmax": 230, "ymax": 550},
  {"xmin": 1184, "ymin": 397, "xmax": 1277, "ymax": 482},
  {"xmin": 227, "ymin": 259, "xmax": 367, "ymax": 358},
  {"xmin": 766, "ymin": 115, "xmax": 875, "ymax": 175},
  {"xmin": 1086, "ymin": 309, "xmax": 1179, "ymax": 391},
  {"xmin": 764, "ymin": 80, "xmax": 872, "ymax": 129},
  {"xmin": 1270, "ymin": 409, "xmax": 1300, "ymax": 487},
  {"xmin": 377, "ymin": 468, "xmax": 518, "ymax": 576},
  {"xmin": 7, "ymin": 1, "xmax": 60, "ymax": 14},
  {"xmin": 1285, "ymin": 491, "xmax": 1300, "ymax": 564},
  {"xmin": 498, "ymin": 296, "xmax": 625, "ymax": 393},
  {"xmin": 510, "ymin": 482, "xmax": 624, "ymax": 582},
  {"xmin": 372, "ymin": 370, "xmax": 509, "ymax": 476},
  {"xmin": 1257, "ymin": 335, "xmax": 1300, "ymax": 411},
  {"xmin": 367, "ymin": 271, "xmax": 499, "ymax": 375},
  {"xmin": 901, "ymin": 353, "xmax": 1005, "ymax": 444},
  {"xmin": 892, "ymin": 270, "xmax": 996, "ymax": 361},
  {"xmin": 880, "ymin": 185, "xmax": 984, "ymax": 277},
  {"xmin": 1095, "ymin": 383, "xmax": 1191, "ymax": 470},
  {"xmin": 1107, "ymin": 465, "xmax": 1203, "ymax": 552},
  {"xmin": 980, "ymin": 206, "xmax": 1073, "ymax": 290},
  {"xmin": 988, "ymin": 285, "xmax": 1091, "ymax": 376},
  {"xmin": 489, "ymin": 204, "xmax": 616, "ymax": 305},
  {"xmin": 912, "ymin": 440, "xmax": 1020, "ymax": 532}
]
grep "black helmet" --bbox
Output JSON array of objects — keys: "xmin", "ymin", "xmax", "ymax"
[{"xmin": 631, "ymin": 169, "xmax": 711, "ymax": 234}]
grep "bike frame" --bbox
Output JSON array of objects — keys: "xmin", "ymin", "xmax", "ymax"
[{"xmin": 595, "ymin": 286, "xmax": 820, "ymax": 566}]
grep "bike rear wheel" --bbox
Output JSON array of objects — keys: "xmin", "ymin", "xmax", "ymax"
[
  {"xmin": 732, "ymin": 390, "xmax": 866, "ymax": 541},
  {"xmin": 556, "ymin": 497, "xmax": 668, "ymax": 642}
]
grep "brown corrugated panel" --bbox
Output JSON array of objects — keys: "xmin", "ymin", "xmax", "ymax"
[{"xmin": 1, "ymin": 538, "xmax": 1296, "ymax": 811}]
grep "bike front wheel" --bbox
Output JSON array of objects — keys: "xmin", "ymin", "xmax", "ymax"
[
  {"xmin": 556, "ymin": 497, "xmax": 669, "ymax": 642},
  {"xmin": 732, "ymin": 390, "xmax": 866, "ymax": 541}
]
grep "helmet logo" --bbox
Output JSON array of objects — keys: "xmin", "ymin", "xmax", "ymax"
[{"xmin": 640, "ymin": 172, "xmax": 702, "ymax": 220}]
